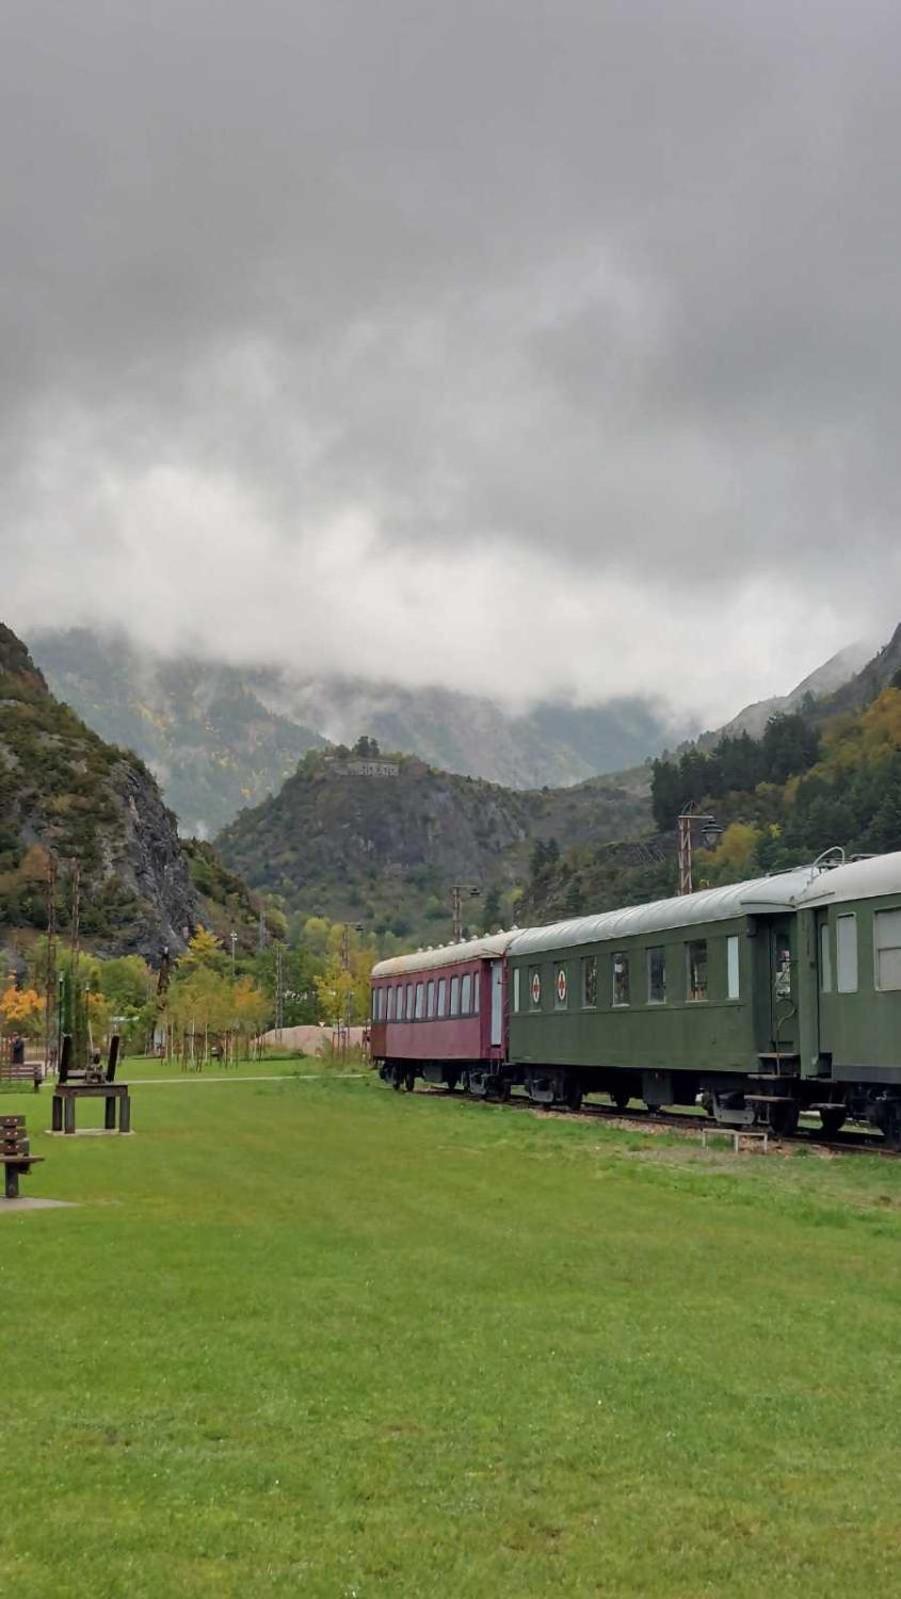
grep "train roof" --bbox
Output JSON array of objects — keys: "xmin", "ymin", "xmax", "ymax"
[
  {"xmin": 795, "ymin": 850, "xmax": 901, "ymax": 909},
  {"xmin": 372, "ymin": 930, "xmax": 520, "ymax": 977},
  {"xmin": 507, "ymin": 866, "xmax": 823, "ymax": 958}
]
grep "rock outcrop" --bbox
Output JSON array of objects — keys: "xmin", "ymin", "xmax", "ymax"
[{"xmin": 0, "ymin": 624, "xmax": 198, "ymax": 957}]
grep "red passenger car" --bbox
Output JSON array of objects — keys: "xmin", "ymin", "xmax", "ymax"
[{"xmin": 370, "ymin": 932, "xmax": 517, "ymax": 1096}]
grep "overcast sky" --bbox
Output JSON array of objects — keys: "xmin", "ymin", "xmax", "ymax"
[{"xmin": 2, "ymin": 0, "xmax": 899, "ymax": 722}]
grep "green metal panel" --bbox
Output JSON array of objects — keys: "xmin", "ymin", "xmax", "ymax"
[
  {"xmin": 509, "ymin": 914, "xmax": 762, "ymax": 1075},
  {"xmin": 816, "ymin": 891, "xmax": 901, "ymax": 1079}
]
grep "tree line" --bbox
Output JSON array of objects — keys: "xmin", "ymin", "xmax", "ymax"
[{"xmin": 1, "ymin": 914, "xmax": 380, "ymax": 1063}]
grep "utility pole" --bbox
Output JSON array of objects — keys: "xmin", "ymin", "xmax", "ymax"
[
  {"xmin": 340, "ymin": 922, "xmax": 363, "ymax": 1021},
  {"xmin": 451, "ymin": 884, "xmax": 481, "ymax": 943},
  {"xmin": 677, "ymin": 805, "xmax": 723, "ymax": 895},
  {"xmin": 274, "ymin": 943, "xmax": 284, "ymax": 1035},
  {"xmin": 69, "ymin": 859, "xmax": 80, "ymax": 967},
  {"xmin": 44, "ymin": 852, "xmax": 57, "ymax": 1073},
  {"xmin": 230, "ymin": 929, "xmax": 237, "ymax": 977}
]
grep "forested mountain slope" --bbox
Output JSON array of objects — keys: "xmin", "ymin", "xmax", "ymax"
[
  {"xmin": 523, "ymin": 669, "xmax": 901, "ymax": 925},
  {"xmin": 214, "ymin": 750, "xmax": 650, "ymax": 942},
  {"xmin": 31, "ymin": 628, "xmax": 326, "ymax": 836}
]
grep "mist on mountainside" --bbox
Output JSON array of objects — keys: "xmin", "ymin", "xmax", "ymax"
[
  {"xmin": 30, "ymin": 627, "xmax": 695, "ymax": 827},
  {"xmin": 29, "ymin": 625, "xmax": 882, "ymax": 841}
]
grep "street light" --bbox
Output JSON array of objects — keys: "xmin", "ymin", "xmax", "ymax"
[
  {"xmin": 451, "ymin": 884, "xmax": 481, "ymax": 943},
  {"xmin": 677, "ymin": 804, "xmax": 724, "ymax": 895}
]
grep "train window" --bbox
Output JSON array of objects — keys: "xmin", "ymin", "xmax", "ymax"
[
  {"xmin": 406, "ymin": 983, "xmax": 415, "ymax": 1019},
  {"xmin": 612, "ymin": 953, "xmax": 630, "ymax": 1007},
  {"xmin": 513, "ymin": 968, "xmax": 521, "ymax": 1011},
  {"xmin": 450, "ymin": 976, "xmax": 461, "ymax": 1016},
  {"xmin": 554, "ymin": 965, "xmax": 568, "ymax": 1008},
  {"xmin": 427, "ymin": 980, "xmax": 436, "ymax": 1017},
  {"xmin": 836, "ymin": 915, "xmax": 858, "ymax": 993},
  {"xmin": 686, "ymin": 940, "xmax": 708, "ymax": 1002},
  {"xmin": 396, "ymin": 985, "xmax": 405, "ymax": 1021},
  {"xmin": 387, "ymin": 986, "xmax": 396, "ymax": 1020},
  {"xmin": 461, "ymin": 973, "xmax": 472, "ymax": 1013},
  {"xmin": 437, "ymin": 977, "xmax": 447, "ymax": 1015},
  {"xmin": 582, "ymin": 956, "xmax": 598, "ymax": 1007},
  {"xmin": 373, "ymin": 988, "xmax": 382, "ymax": 1022},
  {"xmin": 874, "ymin": 909, "xmax": 901, "ymax": 990},
  {"xmin": 727, "ymin": 936, "xmax": 740, "ymax": 1000},
  {"xmin": 472, "ymin": 971, "xmax": 480, "ymax": 1012},
  {"xmin": 820, "ymin": 924, "xmax": 833, "ymax": 992},
  {"xmin": 415, "ymin": 982, "xmax": 425, "ymax": 1019},
  {"xmin": 647, "ymin": 947, "xmax": 666, "ymax": 1004}
]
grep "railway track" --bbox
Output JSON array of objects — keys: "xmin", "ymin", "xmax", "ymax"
[{"xmin": 410, "ymin": 1080, "xmax": 895, "ymax": 1157}]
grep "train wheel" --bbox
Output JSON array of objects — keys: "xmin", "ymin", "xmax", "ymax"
[
  {"xmin": 391, "ymin": 1068, "xmax": 403, "ymax": 1092},
  {"xmin": 818, "ymin": 1108, "xmax": 846, "ymax": 1138},
  {"xmin": 563, "ymin": 1081, "xmax": 583, "ymax": 1112},
  {"xmin": 403, "ymin": 1069, "xmax": 416, "ymax": 1093},
  {"xmin": 445, "ymin": 1073, "xmax": 458, "ymax": 1093},
  {"xmin": 494, "ymin": 1077, "xmax": 511, "ymax": 1102},
  {"xmin": 611, "ymin": 1089, "xmax": 630, "ymax": 1112},
  {"xmin": 769, "ymin": 1100, "xmax": 800, "ymax": 1138}
]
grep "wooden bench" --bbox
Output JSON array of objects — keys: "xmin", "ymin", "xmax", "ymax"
[
  {"xmin": 0, "ymin": 1059, "xmax": 41, "ymax": 1092},
  {"xmin": 1, "ymin": 1115, "xmax": 44, "ymax": 1199}
]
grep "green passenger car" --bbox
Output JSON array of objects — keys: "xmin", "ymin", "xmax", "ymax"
[
  {"xmin": 792, "ymin": 854, "xmax": 901, "ymax": 1142},
  {"xmin": 506, "ymin": 867, "xmax": 825, "ymax": 1130},
  {"xmin": 507, "ymin": 851, "xmax": 901, "ymax": 1142}
]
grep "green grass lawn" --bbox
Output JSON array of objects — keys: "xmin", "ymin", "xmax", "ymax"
[
  {"xmin": 2, "ymin": 1074, "xmax": 900, "ymax": 1597},
  {"xmin": 121, "ymin": 1052, "xmax": 361, "ymax": 1082}
]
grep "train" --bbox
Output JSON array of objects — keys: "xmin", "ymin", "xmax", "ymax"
[{"xmin": 370, "ymin": 848, "xmax": 901, "ymax": 1148}]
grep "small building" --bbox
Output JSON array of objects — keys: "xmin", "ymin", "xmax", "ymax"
[{"xmin": 326, "ymin": 758, "xmax": 400, "ymax": 778}]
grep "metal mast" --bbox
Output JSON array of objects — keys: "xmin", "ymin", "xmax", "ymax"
[
  {"xmin": 451, "ymin": 884, "xmax": 481, "ymax": 943},
  {"xmin": 677, "ymin": 805, "xmax": 722, "ymax": 895},
  {"xmin": 44, "ymin": 852, "xmax": 57, "ymax": 1073}
]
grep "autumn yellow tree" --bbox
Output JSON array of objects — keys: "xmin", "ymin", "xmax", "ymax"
[
  {"xmin": 0, "ymin": 985, "xmax": 46, "ymax": 1040},
  {"xmin": 178, "ymin": 925, "xmax": 228, "ymax": 973},
  {"xmin": 314, "ymin": 954, "xmax": 358, "ymax": 1028}
]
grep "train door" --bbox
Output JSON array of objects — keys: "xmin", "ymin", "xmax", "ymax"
[
  {"xmin": 490, "ymin": 961, "xmax": 504, "ymax": 1050},
  {"xmin": 815, "ymin": 907, "xmax": 833, "ymax": 1061},
  {"xmin": 768, "ymin": 917, "xmax": 798, "ymax": 1054}
]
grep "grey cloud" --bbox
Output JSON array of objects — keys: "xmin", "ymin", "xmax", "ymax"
[{"xmin": 2, "ymin": 0, "xmax": 900, "ymax": 717}]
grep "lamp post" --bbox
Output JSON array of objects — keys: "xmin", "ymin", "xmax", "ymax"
[
  {"xmin": 677, "ymin": 804, "xmax": 723, "ymax": 895},
  {"xmin": 451, "ymin": 884, "xmax": 481, "ymax": 943}
]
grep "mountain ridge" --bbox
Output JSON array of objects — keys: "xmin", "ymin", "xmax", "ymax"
[
  {"xmin": 29, "ymin": 627, "xmax": 694, "ymax": 829},
  {"xmin": 214, "ymin": 747, "xmax": 652, "ymax": 943}
]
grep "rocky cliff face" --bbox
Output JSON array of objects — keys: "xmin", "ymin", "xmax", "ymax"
[
  {"xmin": 813, "ymin": 623, "xmax": 901, "ymax": 718},
  {"xmin": 707, "ymin": 639, "xmax": 875, "ymax": 742},
  {"xmin": 0, "ymin": 624, "xmax": 199, "ymax": 957}
]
